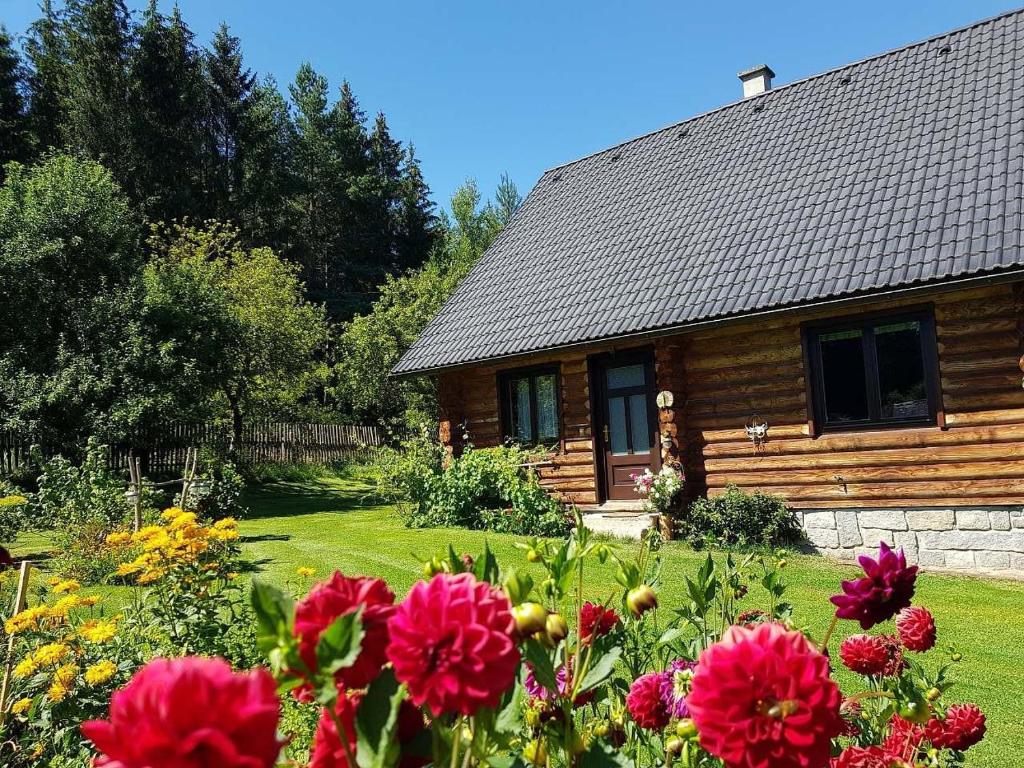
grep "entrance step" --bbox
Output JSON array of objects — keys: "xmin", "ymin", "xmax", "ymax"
[{"xmin": 579, "ymin": 506, "xmax": 659, "ymax": 539}]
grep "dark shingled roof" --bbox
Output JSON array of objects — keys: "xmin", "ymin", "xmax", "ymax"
[{"xmin": 395, "ymin": 9, "xmax": 1024, "ymax": 376}]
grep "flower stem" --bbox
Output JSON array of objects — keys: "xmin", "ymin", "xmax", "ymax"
[
  {"xmin": 450, "ymin": 717, "xmax": 463, "ymax": 768},
  {"xmin": 819, "ymin": 615, "xmax": 839, "ymax": 653}
]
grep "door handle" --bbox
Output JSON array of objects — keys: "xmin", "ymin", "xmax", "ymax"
[{"xmin": 603, "ymin": 424, "xmax": 610, "ymax": 445}]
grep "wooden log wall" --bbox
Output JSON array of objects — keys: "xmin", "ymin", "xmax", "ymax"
[
  {"xmin": 436, "ymin": 349, "xmax": 599, "ymax": 505},
  {"xmin": 678, "ymin": 281, "xmax": 1024, "ymax": 508}
]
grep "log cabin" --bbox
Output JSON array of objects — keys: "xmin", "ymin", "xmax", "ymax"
[{"xmin": 395, "ymin": 10, "xmax": 1024, "ymax": 576}]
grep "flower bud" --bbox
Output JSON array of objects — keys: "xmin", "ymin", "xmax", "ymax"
[
  {"xmin": 898, "ymin": 701, "xmax": 931, "ymax": 725},
  {"xmin": 926, "ymin": 687, "xmax": 941, "ymax": 702},
  {"xmin": 525, "ymin": 708, "xmax": 541, "ymax": 728},
  {"xmin": 422, "ymin": 557, "xmax": 443, "ymax": 579},
  {"xmin": 675, "ymin": 718, "xmax": 697, "ymax": 739},
  {"xmin": 665, "ymin": 736, "xmax": 685, "ymax": 756},
  {"xmin": 526, "ymin": 548, "xmax": 541, "ymax": 563},
  {"xmin": 593, "ymin": 722, "xmax": 610, "ymax": 738},
  {"xmin": 951, "ymin": 652, "xmax": 962, "ymax": 662},
  {"xmin": 544, "ymin": 613, "xmax": 568, "ymax": 645},
  {"xmin": 524, "ymin": 739, "xmax": 547, "ymax": 766},
  {"xmin": 626, "ymin": 585, "xmax": 658, "ymax": 618},
  {"xmin": 568, "ymin": 730, "xmax": 587, "ymax": 756},
  {"xmin": 512, "ymin": 602, "xmax": 548, "ymax": 636}
]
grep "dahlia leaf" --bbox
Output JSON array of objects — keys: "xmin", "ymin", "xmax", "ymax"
[
  {"xmin": 250, "ymin": 580, "xmax": 295, "ymax": 668},
  {"xmin": 578, "ymin": 644, "xmax": 622, "ymax": 694},
  {"xmin": 579, "ymin": 740, "xmax": 632, "ymax": 768},
  {"xmin": 473, "ymin": 543, "xmax": 501, "ymax": 584},
  {"xmin": 495, "ymin": 681, "xmax": 524, "ymax": 734},
  {"xmin": 523, "ymin": 638, "xmax": 558, "ymax": 692},
  {"xmin": 316, "ymin": 607, "xmax": 365, "ymax": 675},
  {"xmin": 355, "ymin": 668, "xmax": 403, "ymax": 768}
]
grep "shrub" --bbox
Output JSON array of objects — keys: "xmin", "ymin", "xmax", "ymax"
[
  {"xmin": 680, "ymin": 484, "xmax": 803, "ymax": 549},
  {"xmin": 177, "ymin": 459, "xmax": 247, "ymax": 521},
  {"xmin": 0, "ymin": 481, "xmax": 29, "ymax": 546},
  {"xmin": 377, "ymin": 436, "xmax": 570, "ymax": 537}
]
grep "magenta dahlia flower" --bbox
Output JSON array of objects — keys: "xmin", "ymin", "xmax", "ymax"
[
  {"xmin": 310, "ymin": 691, "xmax": 428, "ymax": 768},
  {"xmin": 687, "ymin": 622, "xmax": 844, "ymax": 768},
  {"xmin": 387, "ymin": 572, "xmax": 519, "ymax": 716},
  {"xmin": 293, "ymin": 571, "xmax": 395, "ymax": 695},
  {"xmin": 829, "ymin": 745, "xmax": 897, "ymax": 768},
  {"xmin": 830, "ymin": 542, "xmax": 918, "ymax": 629},
  {"xmin": 660, "ymin": 659, "xmax": 696, "ymax": 719},
  {"xmin": 81, "ymin": 657, "xmax": 282, "ymax": 768}
]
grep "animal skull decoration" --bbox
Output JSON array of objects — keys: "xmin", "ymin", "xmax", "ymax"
[{"xmin": 746, "ymin": 416, "xmax": 769, "ymax": 448}]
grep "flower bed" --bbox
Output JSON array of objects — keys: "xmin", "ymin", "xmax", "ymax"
[{"xmin": 40, "ymin": 517, "xmax": 987, "ymax": 768}]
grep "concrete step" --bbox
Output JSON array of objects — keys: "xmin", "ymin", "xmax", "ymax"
[{"xmin": 580, "ymin": 510, "xmax": 659, "ymax": 539}]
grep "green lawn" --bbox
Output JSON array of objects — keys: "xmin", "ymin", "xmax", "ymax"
[{"xmin": 239, "ymin": 473, "xmax": 1023, "ymax": 767}]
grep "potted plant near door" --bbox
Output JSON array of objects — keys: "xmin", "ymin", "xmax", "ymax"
[{"xmin": 632, "ymin": 464, "xmax": 683, "ymax": 538}]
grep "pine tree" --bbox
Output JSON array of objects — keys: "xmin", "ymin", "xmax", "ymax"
[
  {"xmin": 204, "ymin": 22, "xmax": 256, "ymax": 220},
  {"xmin": 62, "ymin": 0, "xmax": 137, "ymax": 190},
  {"xmin": 363, "ymin": 111, "xmax": 404, "ymax": 276},
  {"xmin": 0, "ymin": 25, "xmax": 30, "ymax": 170},
  {"xmin": 131, "ymin": 1, "xmax": 206, "ymax": 221},
  {"xmin": 23, "ymin": 0, "xmax": 67, "ymax": 152}
]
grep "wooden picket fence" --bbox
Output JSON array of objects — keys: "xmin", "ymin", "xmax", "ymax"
[{"xmin": 0, "ymin": 422, "xmax": 387, "ymax": 474}]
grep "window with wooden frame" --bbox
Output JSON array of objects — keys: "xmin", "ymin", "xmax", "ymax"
[
  {"xmin": 498, "ymin": 366, "xmax": 561, "ymax": 445},
  {"xmin": 804, "ymin": 308, "xmax": 941, "ymax": 432}
]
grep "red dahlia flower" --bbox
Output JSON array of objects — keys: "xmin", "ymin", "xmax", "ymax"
[
  {"xmin": 839, "ymin": 634, "xmax": 889, "ymax": 676},
  {"xmin": 925, "ymin": 703, "xmax": 986, "ymax": 752},
  {"xmin": 831, "ymin": 542, "xmax": 918, "ymax": 630},
  {"xmin": 687, "ymin": 622, "xmax": 844, "ymax": 768},
  {"xmin": 626, "ymin": 672, "xmax": 671, "ymax": 730},
  {"xmin": 579, "ymin": 601, "xmax": 620, "ymax": 643},
  {"xmin": 81, "ymin": 657, "xmax": 281, "ymax": 768},
  {"xmin": 883, "ymin": 715, "xmax": 924, "ymax": 763},
  {"xmin": 294, "ymin": 572, "xmax": 395, "ymax": 695},
  {"xmin": 387, "ymin": 572, "xmax": 519, "ymax": 716},
  {"xmin": 311, "ymin": 691, "xmax": 429, "ymax": 768},
  {"xmin": 830, "ymin": 745, "xmax": 897, "ymax": 768},
  {"xmin": 895, "ymin": 606, "xmax": 936, "ymax": 652}
]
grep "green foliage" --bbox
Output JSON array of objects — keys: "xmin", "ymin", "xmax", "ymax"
[
  {"xmin": 142, "ymin": 222, "xmax": 330, "ymax": 441},
  {"xmin": 334, "ymin": 177, "xmax": 521, "ymax": 429},
  {"xmin": 179, "ymin": 459, "xmax": 247, "ymax": 521},
  {"xmin": 0, "ymin": 26, "xmax": 31, "ymax": 170},
  {"xmin": 0, "ymin": 482, "xmax": 29, "ymax": 546},
  {"xmin": 681, "ymin": 484, "xmax": 803, "ymax": 550},
  {"xmin": 0, "ymin": 154, "xmax": 147, "ymax": 448},
  {"xmin": 377, "ymin": 435, "xmax": 570, "ymax": 537}
]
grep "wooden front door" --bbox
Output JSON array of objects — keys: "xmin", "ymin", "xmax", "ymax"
[{"xmin": 593, "ymin": 351, "xmax": 660, "ymax": 501}]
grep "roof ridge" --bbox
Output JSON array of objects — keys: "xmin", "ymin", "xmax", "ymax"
[{"xmin": 542, "ymin": 5, "xmax": 1024, "ymax": 177}]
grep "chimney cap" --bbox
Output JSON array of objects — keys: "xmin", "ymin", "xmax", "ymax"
[{"xmin": 738, "ymin": 64, "xmax": 775, "ymax": 98}]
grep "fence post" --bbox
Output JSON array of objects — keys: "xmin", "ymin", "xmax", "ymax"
[{"xmin": 0, "ymin": 561, "xmax": 32, "ymax": 727}]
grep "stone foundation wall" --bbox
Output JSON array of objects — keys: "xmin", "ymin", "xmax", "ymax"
[{"xmin": 794, "ymin": 507, "xmax": 1024, "ymax": 579}]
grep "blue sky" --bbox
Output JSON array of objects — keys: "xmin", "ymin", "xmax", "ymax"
[{"xmin": 2, "ymin": 1, "xmax": 1018, "ymax": 210}]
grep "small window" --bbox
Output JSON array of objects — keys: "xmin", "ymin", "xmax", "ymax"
[
  {"xmin": 806, "ymin": 310, "xmax": 939, "ymax": 432},
  {"xmin": 499, "ymin": 366, "xmax": 560, "ymax": 444}
]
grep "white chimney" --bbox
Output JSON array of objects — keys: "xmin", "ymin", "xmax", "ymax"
[{"xmin": 738, "ymin": 64, "xmax": 775, "ymax": 98}]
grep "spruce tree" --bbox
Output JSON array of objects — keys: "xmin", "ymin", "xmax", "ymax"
[
  {"xmin": 62, "ymin": 0, "xmax": 137, "ymax": 190},
  {"xmin": 396, "ymin": 144, "xmax": 439, "ymax": 271},
  {"xmin": 23, "ymin": 0, "xmax": 67, "ymax": 152},
  {"xmin": 0, "ymin": 25, "xmax": 30, "ymax": 171},
  {"xmin": 204, "ymin": 22, "xmax": 256, "ymax": 220},
  {"xmin": 130, "ymin": 1, "xmax": 206, "ymax": 221}
]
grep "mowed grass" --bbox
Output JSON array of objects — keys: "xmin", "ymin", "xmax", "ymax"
[{"xmin": 239, "ymin": 473, "xmax": 1024, "ymax": 767}]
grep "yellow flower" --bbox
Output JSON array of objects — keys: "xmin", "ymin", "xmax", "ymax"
[
  {"xmin": 4, "ymin": 605, "xmax": 48, "ymax": 634},
  {"xmin": 51, "ymin": 579, "xmax": 81, "ymax": 595},
  {"xmin": 53, "ymin": 663, "xmax": 78, "ymax": 686},
  {"xmin": 80, "ymin": 595, "xmax": 101, "ymax": 607},
  {"xmin": 32, "ymin": 642, "xmax": 70, "ymax": 666},
  {"xmin": 30, "ymin": 744, "xmax": 44, "ymax": 759},
  {"xmin": 132, "ymin": 525, "xmax": 164, "ymax": 543},
  {"xmin": 209, "ymin": 527, "xmax": 239, "ymax": 542},
  {"xmin": 136, "ymin": 568, "xmax": 166, "ymax": 585},
  {"xmin": 160, "ymin": 507, "xmax": 186, "ymax": 521},
  {"xmin": 105, "ymin": 531, "xmax": 132, "ymax": 546},
  {"xmin": 168, "ymin": 512, "xmax": 198, "ymax": 530},
  {"xmin": 116, "ymin": 558, "xmax": 146, "ymax": 577},
  {"xmin": 79, "ymin": 619, "xmax": 117, "ymax": 644},
  {"xmin": 296, "ymin": 566, "xmax": 316, "ymax": 578},
  {"xmin": 84, "ymin": 660, "xmax": 117, "ymax": 686},
  {"xmin": 226, "ymin": 572, "xmax": 239, "ymax": 580},
  {"xmin": 213, "ymin": 517, "xmax": 238, "ymax": 530},
  {"xmin": 10, "ymin": 697, "xmax": 32, "ymax": 715},
  {"xmin": 0, "ymin": 494, "xmax": 27, "ymax": 507},
  {"xmin": 48, "ymin": 595, "xmax": 83, "ymax": 618},
  {"xmin": 13, "ymin": 656, "xmax": 38, "ymax": 678},
  {"xmin": 47, "ymin": 680, "xmax": 71, "ymax": 702}
]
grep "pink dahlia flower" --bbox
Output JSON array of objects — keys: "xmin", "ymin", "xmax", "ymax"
[
  {"xmin": 883, "ymin": 715, "xmax": 924, "ymax": 763},
  {"xmin": 523, "ymin": 661, "xmax": 592, "ymax": 707},
  {"xmin": 81, "ymin": 657, "xmax": 281, "ymax": 768},
  {"xmin": 831, "ymin": 542, "xmax": 918, "ymax": 630},
  {"xmin": 626, "ymin": 672, "xmax": 670, "ymax": 730},
  {"xmin": 895, "ymin": 606, "xmax": 936, "ymax": 652},
  {"xmin": 687, "ymin": 622, "xmax": 844, "ymax": 768},
  {"xmin": 294, "ymin": 572, "xmax": 395, "ymax": 695},
  {"xmin": 387, "ymin": 572, "xmax": 519, "ymax": 716},
  {"xmin": 926, "ymin": 703, "xmax": 986, "ymax": 752},
  {"xmin": 839, "ymin": 634, "xmax": 889, "ymax": 676}
]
